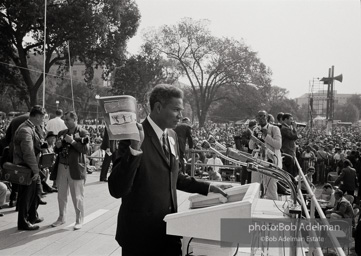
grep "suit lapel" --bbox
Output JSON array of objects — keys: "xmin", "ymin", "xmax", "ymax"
[{"xmin": 142, "ymin": 119, "xmax": 171, "ymax": 167}]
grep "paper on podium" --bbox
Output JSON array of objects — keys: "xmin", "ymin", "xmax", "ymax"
[
  {"xmin": 164, "ymin": 183, "xmax": 260, "ymax": 241},
  {"xmin": 189, "ymin": 185, "xmax": 249, "ymax": 209}
]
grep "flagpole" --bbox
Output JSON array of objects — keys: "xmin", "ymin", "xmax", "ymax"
[{"xmin": 42, "ymin": 0, "xmax": 47, "ymax": 108}]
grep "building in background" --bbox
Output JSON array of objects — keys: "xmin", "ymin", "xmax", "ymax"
[{"xmin": 296, "ymin": 90, "xmax": 355, "ymax": 116}]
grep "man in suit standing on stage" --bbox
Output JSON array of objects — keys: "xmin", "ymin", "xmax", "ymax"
[
  {"xmin": 108, "ymin": 84, "xmax": 228, "ymax": 256},
  {"xmin": 280, "ymin": 113, "xmax": 298, "ymax": 177},
  {"xmin": 249, "ymin": 110, "xmax": 282, "ymax": 200}
]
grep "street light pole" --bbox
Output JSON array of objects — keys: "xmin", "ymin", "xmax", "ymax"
[{"xmin": 55, "ymin": 100, "xmax": 59, "ymax": 110}]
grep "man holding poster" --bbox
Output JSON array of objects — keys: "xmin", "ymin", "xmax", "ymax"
[{"xmin": 108, "ymin": 84, "xmax": 228, "ymax": 256}]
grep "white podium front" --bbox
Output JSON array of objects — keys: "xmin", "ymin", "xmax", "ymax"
[{"xmin": 164, "ymin": 183, "xmax": 261, "ymax": 256}]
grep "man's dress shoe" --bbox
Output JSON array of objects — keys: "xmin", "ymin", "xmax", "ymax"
[
  {"xmin": 18, "ymin": 224, "xmax": 39, "ymax": 231},
  {"xmin": 30, "ymin": 217, "xmax": 44, "ymax": 224},
  {"xmin": 38, "ymin": 199, "xmax": 47, "ymax": 205}
]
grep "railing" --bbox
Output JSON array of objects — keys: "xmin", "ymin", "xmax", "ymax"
[{"xmin": 294, "ymin": 156, "xmax": 346, "ymax": 256}]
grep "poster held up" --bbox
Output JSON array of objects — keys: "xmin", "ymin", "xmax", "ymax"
[{"xmin": 97, "ymin": 95, "xmax": 140, "ymax": 141}]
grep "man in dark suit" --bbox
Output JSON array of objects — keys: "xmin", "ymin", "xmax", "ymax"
[
  {"xmin": 50, "ymin": 111, "xmax": 90, "ymax": 230},
  {"xmin": 13, "ymin": 106, "xmax": 46, "ymax": 230},
  {"xmin": 108, "ymin": 84, "xmax": 227, "ymax": 256},
  {"xmin": 174, "ymin": 117, "xmax": 193, "ymax": 170},
  {"xmin": 280, "ymin": 113, "xmax": 298, "ymax": 177}
]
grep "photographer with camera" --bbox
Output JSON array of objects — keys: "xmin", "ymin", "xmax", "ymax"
[{"xmin": 50, "ymin": 111, "xmax": 90, "ymax": 230}]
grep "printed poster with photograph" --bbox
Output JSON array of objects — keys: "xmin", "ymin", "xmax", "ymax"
[{"xmin": 97, "ymin": 95, "xmax": 140, "ymax": 141}]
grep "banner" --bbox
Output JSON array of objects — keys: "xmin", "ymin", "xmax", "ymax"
[{"xmin": 98, "ymin": 95, "xmax": 140, "ymax": 141}]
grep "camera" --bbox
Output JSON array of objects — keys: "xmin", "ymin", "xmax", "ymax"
[
  {"xmin": 74, "ymin": 135, "xmax": 89, "ymax": 144},
  {"xmin": 40, "ymin": 141, "xmax": 49, "ymax": 149}
]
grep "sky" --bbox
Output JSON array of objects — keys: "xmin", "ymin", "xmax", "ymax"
[{"xmin": 126, "ymin": 0, "xmax": 361, "ymax": 99}]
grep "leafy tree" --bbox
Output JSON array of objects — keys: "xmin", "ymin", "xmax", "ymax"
[
  {"xmin": 144, "ymin": 18, "xmax": 272, "ymax": 127},
  {"xmin": 48, "ymin": 79, "xmax": 111, "ymax": 120},
  {"xmin": 334, "ymin": 103, "xmax": 359, "ymax": 122},
  {"xmin": 267, "ymin": 86, "xmax": 300, "ymax": 120},
  {"xmin": 345, "ymin": 95, "xmax": 361, "ymax": 121},
  {"xmin": 111, "ymin": 44, "xmax": 179, "ymax": 117},
  {"xmin": 0, "ymin": 0, "xmax": 140, "ymax": 108},
  {"xmin": 298, "ymin": 103, "xmax": 310, "ymax": 123},
  {"xmin": 208, "ymin": 85, "xmax": 264, "ymax": 122}
]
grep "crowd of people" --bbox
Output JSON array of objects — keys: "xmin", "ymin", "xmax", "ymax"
[
  {"xmin": 184, "ymin": 116, "xmax": 361, "ymax": 194},
  {"xmin": 0, "ymin": 84, "xmax": 360, "ymax": 255}
]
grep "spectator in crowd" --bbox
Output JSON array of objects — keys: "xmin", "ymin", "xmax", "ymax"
[
  {"xmin": 13, "ymin": 106, "xmax": 46, "ymax": 230},
  {"xmin": 326, "ymin": 189, "xmax": 354, "ymax": 220},
  {"xmin": 315, "ymin": 144, "xmax": 328, "ymax": 184},
  {"xmin": 319, "ymin": 183, "xmax": 336, "ymax": 209},
  {"xmin": 44, "ymin": 131, "xmax": 58, "ymax": 190},
  {"xmin": 280, "ymin": 113, "xmax": 298, "ymax": 177},
  {"xmin": 336, "ymin": 152, "xmax": 348, "ymax": 175},
  {"xmin": 46, "ymin": 109, "xmax": 67, "ymax": 135},
  {"xmin": 185, "ymin": 153, "xmax": 203, "ymax": 176},
  {"xmin": 206, "ymin": 152, "xmax": 223, "ymax": 174},
  {"xmin": 174, "ymin": 117, "xmax": 194, "ymax": 171},
  {"xmin": 108, "ymin": 84, "xmax": 227, "ymax": 256},
  {"xmin": 333, "ymin": 147, "xmax": 342, "ymax": 163},
  {"xmin": 297, "ymin": 166, "xmax": 316, "ymax": 194},
  {"xmin": 335, "ymin": 159, "xmax": 358, "ymax": 197},
  {"xmin": 249, "ymin": 110, "xmax": 282, "ymax": 200},
  {"xmin": 301, "ymin": 145, "xmax": 316, "ymax": 172},
  {"xmin": 51, "ymin": 111, "xmax": 90, "ymax": 230},
  {"xmin": 192, "ymin": 139, "xmax": 206, "ymax": 164},
  {"xmin": 207, "ymin": 166, "xmax": 222, "ymax": 181}
]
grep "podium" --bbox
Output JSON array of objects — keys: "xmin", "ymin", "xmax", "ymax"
[{"xmin": 164, "ymin": 183, "xmax": 263, "ymax": 256}]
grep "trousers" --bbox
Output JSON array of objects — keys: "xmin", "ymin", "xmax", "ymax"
[{"xmin": 56, "ymin": 163, "xmax": 84, "ymax": 224}]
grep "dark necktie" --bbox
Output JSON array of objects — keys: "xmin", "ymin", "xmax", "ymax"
[{"xmin": 162, "ymin": 133, "xmax": 170, "ymax": 162}]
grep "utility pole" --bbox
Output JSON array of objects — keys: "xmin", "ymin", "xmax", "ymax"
[{"xmin": 320, "ymin": 66, "xmax": 343, "ymax": 135}]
